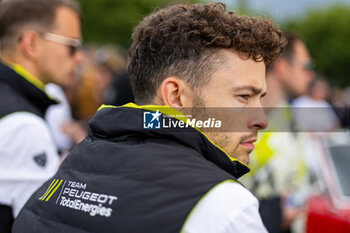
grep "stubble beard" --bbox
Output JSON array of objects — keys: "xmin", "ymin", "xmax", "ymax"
[{"xmin": 190, "ymin": 93, "xmax": 240, "ymax": 159}]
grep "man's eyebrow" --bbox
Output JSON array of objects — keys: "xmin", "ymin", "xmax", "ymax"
[{"xmin": 232, "ymin": 85, "xmax": 265, "ymax": 95}]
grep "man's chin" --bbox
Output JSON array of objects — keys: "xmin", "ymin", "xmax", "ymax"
[
  {"xmin": 235, "ymin": 152, "xmax": 251, "ymax": 165},
  {"xmin": 234, "ymin": 148, "xmax": 254, "ymax": 164}
]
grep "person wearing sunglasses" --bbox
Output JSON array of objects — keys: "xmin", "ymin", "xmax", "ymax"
[
  {"xmin": 0, "ymin": 0, "xmax": 83, "ymax": 232},
  {"xmin": 241, "ymin": 33, "xmax": 315, "ymax": 233}
]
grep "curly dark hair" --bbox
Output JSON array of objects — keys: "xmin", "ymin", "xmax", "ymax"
[{"xmin": 128, "ymin": 2, "xmax": 286, "ymax": 104}]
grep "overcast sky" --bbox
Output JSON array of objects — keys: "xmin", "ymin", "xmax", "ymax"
[{"xmin": 216, "ymin": 0, "xmax": 350, "ymax": 21}]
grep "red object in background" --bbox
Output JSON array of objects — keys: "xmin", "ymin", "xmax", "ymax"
[
  {"xmin": 306, "ymin": 195, "xmax": 350, "ymax": 233},
  {"xmin": 305, "ymin": 138, "xmax": 350, "ymax": 233}
]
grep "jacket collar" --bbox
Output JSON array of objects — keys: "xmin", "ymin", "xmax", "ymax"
[
  {"xmin": 0, "ymin": 61, "xmax": 57, "ymax": 117},
  {"xmin": 90, "ymin": 103, "xmax": 250, "ymax": 178}
]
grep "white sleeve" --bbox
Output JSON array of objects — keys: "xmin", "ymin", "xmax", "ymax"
[
  {"xmin": 0, "ymin": 112, "xmax": 60, "ymax": 217},
  {"xmin": 45, "ymin": 83, "xmax": 74, "ymax": 150},
  {"xmin": 182, "ymin": 180, "xmax": 268, "ymax": 233}
]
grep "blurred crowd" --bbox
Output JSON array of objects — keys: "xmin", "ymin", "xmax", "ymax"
[
  {"xmin": 241, "ymin": 34, "xmax": 350, "ymax": 233},
  {"xmin": 46, "ymin": 44, "xmax": 134, "ymax": 154}
]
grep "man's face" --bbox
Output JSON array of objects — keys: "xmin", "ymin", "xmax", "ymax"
[
  {"xmin": 281, "ymin": 40, "xmax": 314, "ymax": 96},
  {"xmin": 191, "ymin": 49, "xmax": 268, "ymax": 164},
  {"xmin": 311, "ymin": 80, "xmax": 329, "ymax": 101},
  {"xmin": 37, "ymin": 6, "xmax": 83, "ymax": 87}
]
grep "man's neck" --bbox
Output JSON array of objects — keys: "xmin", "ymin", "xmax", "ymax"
[{"xmin": 1, "ymin": 52, "xmax": 42, "ymax": 83}]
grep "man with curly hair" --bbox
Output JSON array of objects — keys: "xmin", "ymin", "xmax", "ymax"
[{"xmin": 13, "ymin": 2, "xmax": 285, "ymax": 232}]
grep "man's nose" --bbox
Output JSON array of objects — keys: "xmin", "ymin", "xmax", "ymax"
[
  {"xmin": 307, "ymin": 69, "xmax": 315, "ymax": 83},
  {"xmin": 248, "ymin": 107, "xmax": 268, "ymax": 130},
  {"xmin": 74, "ymin": 49, "xmax": 85, "ymax": 64}
]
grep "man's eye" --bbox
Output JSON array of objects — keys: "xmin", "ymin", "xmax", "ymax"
[{"xmin": 239, "ymin": 95, "xmax": 250, "ymax": 101}]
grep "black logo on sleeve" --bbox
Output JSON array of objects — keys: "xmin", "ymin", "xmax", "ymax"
[{"xmin": 33, "ymin": 152, "xmax": 47, "ymax": 167}]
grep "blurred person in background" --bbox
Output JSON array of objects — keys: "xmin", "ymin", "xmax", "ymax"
[
  {"xmin": 65, "ymin": 45, "xmax": 103, "ymax": 121},
  {"xmin": 13, "ymin": 2, "xmax": 286, "ymax": 232},
  {"xmin": 45, "ymin": 83, "xmax": 87, "ymax": 154},
  {"xmin": 242, "ymin": 33, "xmax": 315, "ymax": 233},
  {"xmin": 337, "ymin": 86, "xmax": 350, "ymax": 128},
  {"xmin": 105, "ymin": 71, "xmax": 135, "ymax": 106},
  {"xmin": 329, "ymin": 86, "xmax": 349, "ymax": 128},
  {"xmin": 292, "ymin": 77, "xmax": 340, "ymax": 132},
  {"xmin": 261, "ymin": 33, "xmax": 314, "ymax": 108},
  {"xmin": 291, "ymin": 78, "xmax": 341, "ymax": 209},
  {"xmin": 67, "ymin": 45, "xmax": 129, "ymax": 121},
  {"xmin": 95, "ymin": 45, "xmax": 135, "ymax": 106},
  {"xmin": 0, "ymin": 0, "xmax": 83, "ymax": 231},
  {"xmin": 45, "ymin": 83, "xmax": 75, "ymax": 151}
]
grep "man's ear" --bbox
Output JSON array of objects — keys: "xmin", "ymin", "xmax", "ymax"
[
  {"xmin": 18, "ymin": 30, "xmax": 40, "ymax": 61},
  {"xmin": 157, "ymin": 77, "xmax": 194, "ymax": 108}
]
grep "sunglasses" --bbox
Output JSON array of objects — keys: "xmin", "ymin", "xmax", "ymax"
[
  {"xmin": 40, "ymin": 32, "xmax": 82, "ymax": 56},
  {"xmin": 291, "ymin": 59, "xmax": 315, "ymax": 71}
]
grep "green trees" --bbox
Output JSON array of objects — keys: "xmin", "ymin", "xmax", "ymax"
[
  {"xmin": 285, "ymin": 6, "xmax": 350, "ymax": 86},
  {"xmin": 77, "ymin": 1, "xmax": 350, "ymax": 86},
  {"xmin": 78, "ymin": 0, "xmax": 196, "ymax": 47}
]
